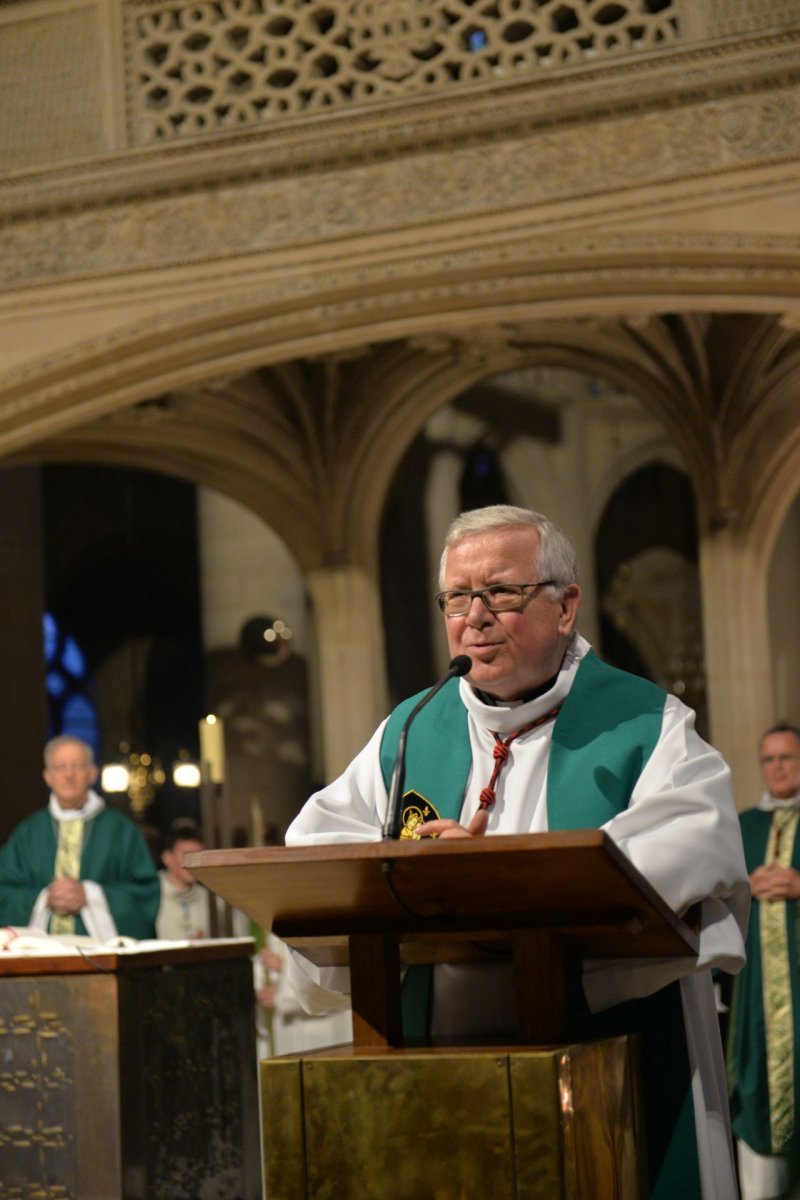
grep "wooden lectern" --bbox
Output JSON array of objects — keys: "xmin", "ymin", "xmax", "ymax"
[{"xmin": 188, "ymin": 831, "xmax": 698, "ymax": 1200}]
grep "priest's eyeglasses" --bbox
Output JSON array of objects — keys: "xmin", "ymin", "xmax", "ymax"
[{"xmin": 435, "ymin": 581, "xmax": 556, "ymax": 617}]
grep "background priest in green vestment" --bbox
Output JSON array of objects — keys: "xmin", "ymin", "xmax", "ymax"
[
  {"xmin": 727, "ymin": 723, "xmax": 800, "ymax": 1200},
  {"xmin": 0, "ymin": 734, "xmax": 160, "ymax": 940}
]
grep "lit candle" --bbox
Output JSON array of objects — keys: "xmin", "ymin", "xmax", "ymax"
[
  {"xmin": 250, "ymin": 795, "xmax": 264, "ymax": 847},
  {"xmin": 199, "ymin": 714, "xmax": 225, "ymax": 783}
]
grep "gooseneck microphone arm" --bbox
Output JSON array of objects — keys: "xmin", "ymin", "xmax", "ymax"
[{"xmin": 382, "ymin": 654, "xmax": 472, "ymax": 840}]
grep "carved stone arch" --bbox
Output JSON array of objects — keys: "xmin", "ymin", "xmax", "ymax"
[
  {"xmin": 5, "ymin": 240, "xmax": 800, "ymax": 457},
  {"xmin": 332, "ymin": 336, "xmax": 533, "ymax": 569},
  {"xmin": 15, "ymin": 395, "xmax": 329, "ymax": 576},
  {"xmin": 14, "ymin": 306, "xmax": 800, "ymax": 582},
  {"xmin": 334, "ymin": 319, "xmax": 704, "ymax": 573}
]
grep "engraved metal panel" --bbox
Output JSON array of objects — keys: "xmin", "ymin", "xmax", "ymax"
[
  {"xmin": 0, "ymin": 973, "xmax": 121, "ymax": 1200},
  {"xmin": 0, "ymin": 952, "xmax": 260, "ymax": 1200}
]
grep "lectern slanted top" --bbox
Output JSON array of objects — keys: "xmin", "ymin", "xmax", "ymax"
[{"xmin": 187, "ymin": 830, "xmax": 697, "ymax": 1047}]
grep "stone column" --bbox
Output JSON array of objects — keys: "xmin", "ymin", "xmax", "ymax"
[
  {"xmin": 698, "ymin": 526, "xmax": 773, "ymax": 809},
  {"xmin": 196, "ymin": 488, "xmax": 312, "ymax": 837},
  {"xmin": 425, "ymin": 438, "xmax": 463, "ymax": 675},
  {"xmin": 307, "ymin": 564, "xmax": 389, "ymax": 782}
]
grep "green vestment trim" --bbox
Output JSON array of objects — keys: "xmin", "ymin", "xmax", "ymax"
[
  {"xmin": 50, "ymin": 817, "xmax": 84, "ymax": 936},
  {"xmin": 764, "ymin": 808, "xmax": 799, "ymax": 1153},
  {"xmin": 379, "ymin": 676, "xmax": 471, "ymax": 830},
  {"xmin": 728, "ymin": 806, "xmax": 800, "ymax": 1170},
  {"xmin": 546, "ymin": 648, "xmax": 666, "ymax": 828}
]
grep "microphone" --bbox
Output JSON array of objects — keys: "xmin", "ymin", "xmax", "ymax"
[{"xmin": 382, "ymin": 654, "xmax": 472, "ymax": 840}]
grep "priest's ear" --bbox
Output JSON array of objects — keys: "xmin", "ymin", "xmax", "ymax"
[{"xmin": 557, "ymin": 583, "xmax": 582, "ymax": 636}]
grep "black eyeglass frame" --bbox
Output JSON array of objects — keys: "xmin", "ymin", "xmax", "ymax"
[{"xmin": 434, "ymin": 580, "xmax": 558, "ymax": 617}]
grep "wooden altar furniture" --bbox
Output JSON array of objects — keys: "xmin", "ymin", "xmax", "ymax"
[{"xmin": 0, "ymin": 939, "xmax": 261, "ymax": 1199}]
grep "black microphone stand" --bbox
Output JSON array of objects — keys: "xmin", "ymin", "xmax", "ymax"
[{"xmin": 382, "ymin": 655, "xmax": 471, "ymax": 840}]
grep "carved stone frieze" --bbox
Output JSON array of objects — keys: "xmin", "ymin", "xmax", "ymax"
[
  {"xmin": 708, "ymin": 0, "xmax": 800, "ymax": 37},
  {"xmin": 2, "ymin": 0, "xmax": 796, "ymax": 188},
  {"xmin": 0, "ymin": 7, "xmax": 797, "ymax": 224},
  {"xmin": 2, "ymin": 70, "xmax": 800, "ymax": 290}
]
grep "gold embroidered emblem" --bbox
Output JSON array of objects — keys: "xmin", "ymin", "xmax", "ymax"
[{"xmin": 399, "ymin": 790, "xmax": 441, "ymax": 839}]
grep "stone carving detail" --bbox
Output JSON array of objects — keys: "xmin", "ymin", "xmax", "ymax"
[
  {"xmin": 0, "ymin": 7, "xmax": 105, "ymax": 172},
  {"xmin": 709, "ymin": 1, "xmax": 800, "ymax": 35},
  {"xmin": 3, "ymin": 71, "xmax": 800, "ymax": 290},
  {"xmin": 126, "ymin": 0, "xmax": 680, "ymax": 143}
]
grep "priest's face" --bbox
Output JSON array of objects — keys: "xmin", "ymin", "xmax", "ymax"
[
  {"xmin": 43, "ymin": 739, "xmax": 98, "ymax": 809},
  {"xmin": 440, "ymin": 526, "xmax": 581, "ymax": 702},
  {"xmin": 759, "ymin": 731, "xmax": 800, "ymax": 801}
]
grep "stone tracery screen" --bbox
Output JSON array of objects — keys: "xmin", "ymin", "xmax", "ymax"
[{"xmin": 125, "ymin": 0, "xmax": 681, "ymax": 144}]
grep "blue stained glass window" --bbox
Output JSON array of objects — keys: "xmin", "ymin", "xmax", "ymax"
[
  {"xmin": 62, "ymin": 694, "xmax": 100, "ymax": 748},
  {"xmin": 46, "ymin": 671, "xmax": 67, "ymax": 697},
  {"xmin": 43, "ymin": 613, "xmax": 58, "ymax": 662},
  {"xmin": 62, "ymin": 635, "xmax": 86, "ymax": 677},
  {"xmin": 43, "ymin": 612, "xmax": 100, "ymax": 760}
]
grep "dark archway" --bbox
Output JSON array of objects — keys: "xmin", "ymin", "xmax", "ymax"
[{"xmin": 595, "ymin": 461, "xmax": 706, "ymax": 734}]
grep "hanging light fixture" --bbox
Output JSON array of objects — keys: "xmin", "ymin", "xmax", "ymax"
[
  {"xmin": 100, "ymin": 741, "xmax": 165, "ymax": 814},
  {"xmin": 173, "ymin": 748, "xmax": 201, "ymax": 788},
  {"xmin": 239, "ymin": 615, "xmax": 293, "ymax": 667},
  {"xmin": 101, "ymin": 759, "xmax": 130, "ymax": 794}
]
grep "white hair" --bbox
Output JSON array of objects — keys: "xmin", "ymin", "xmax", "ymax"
[
  {"xmin": 44, "ymin": 734, "xmax": 94, "ymax": 768},
  {"xmin": 439, "ymin": 505, "xmax": 579, "ymax": 589}
]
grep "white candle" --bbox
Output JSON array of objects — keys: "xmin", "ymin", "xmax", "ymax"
[
  {"xmin": 199, "ymin": 714, "xmax": 225, "ymax": 783},
  {"xmin": 250, "ymin": 796, "xmax": 264, "ymax": 847}
]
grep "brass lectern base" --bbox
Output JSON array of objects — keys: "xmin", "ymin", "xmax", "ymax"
[{"xmin": 261, "ymin": 1035, "xmax": 643, "ymax": 1200}]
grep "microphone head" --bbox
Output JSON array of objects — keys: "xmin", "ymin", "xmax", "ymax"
[{"xmin": 449, "ymin": 654, "xmax": 472, "ymax": 677}]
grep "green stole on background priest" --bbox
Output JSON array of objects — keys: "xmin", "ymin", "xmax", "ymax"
[{"xmin": 727, "ymin": 804, "xmax": 800, "ymax": 1177}]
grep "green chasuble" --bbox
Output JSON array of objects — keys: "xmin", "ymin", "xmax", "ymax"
[
  {"xmin": 727, "ymin": 806, "xmax": 800, "ymax": 1176},
  {"xmin": 380, "ymin": 650, "xmax": 701, "ymax": 1200},
  {"xmin": 0, "ymin": 806, "xmax": 160, "ymax": 939}
]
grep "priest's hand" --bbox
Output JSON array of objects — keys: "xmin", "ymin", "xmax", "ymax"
[
  {"xmin": 48, "ymin": 877, "xmax": 87, "ymax": 914},
  {"xmin": 750, "ymin": 863, "xmax": 800, "ymax": 901},
  {"xmin": 416, "ymin": 809, "xmax": 489, "ymax": 839}
]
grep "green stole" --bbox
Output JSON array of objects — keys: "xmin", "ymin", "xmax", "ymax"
[
  {"xmin": 379, "ymin": 650, "xmax": 701, "ymax": 1200},
  {"xmin": 727, "ymin": 807, "xmax": 800, "ymax": 1173},
  {"xmin": 379, "ymin": 649, "xmax": 665, "ymax": 830}
]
